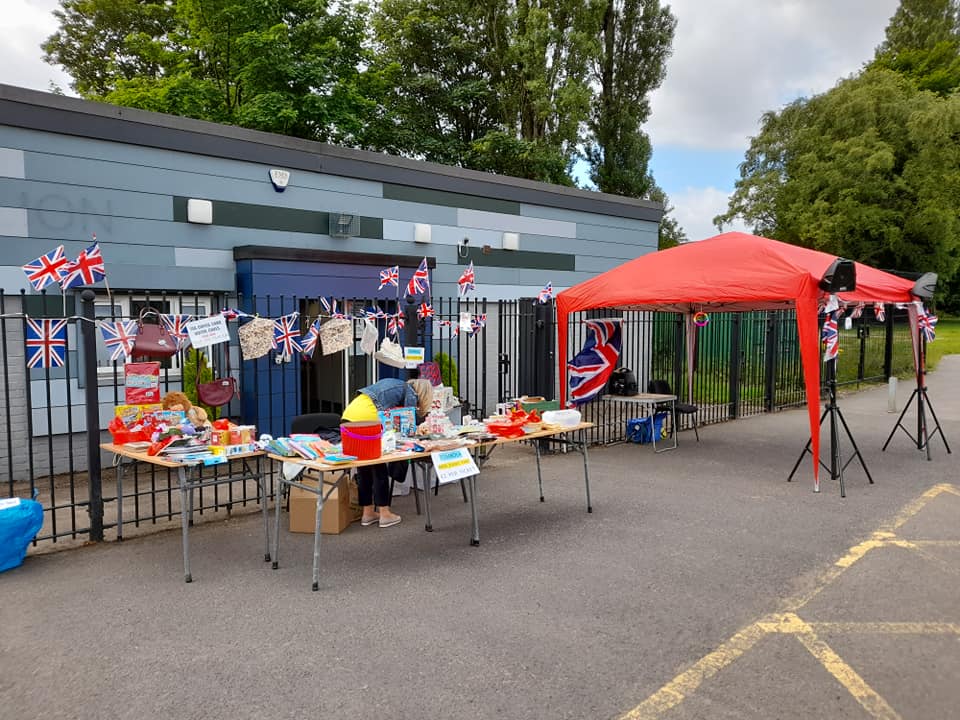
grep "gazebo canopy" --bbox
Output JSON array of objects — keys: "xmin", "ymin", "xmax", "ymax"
[{"xmin": 556, "ymin": 231, "xmax": 919, "ymax": 486}]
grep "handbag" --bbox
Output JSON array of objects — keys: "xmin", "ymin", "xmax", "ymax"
[
  {"xmin": 133, "ymin": 308, "xmax": 178, "ymax": 358},
  {"xmin": 195, "ymin": 345, "xmax": 236, "ymax": 408}
]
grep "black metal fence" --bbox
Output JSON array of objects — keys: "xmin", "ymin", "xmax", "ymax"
[{"xmin": 1, "ymin": 288, "xmax": 912, "ymax": 547}]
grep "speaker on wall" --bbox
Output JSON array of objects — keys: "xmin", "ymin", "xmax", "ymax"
[{"xmin": 819, "ymin": 258, "xmax": 857, "ymax": 293}]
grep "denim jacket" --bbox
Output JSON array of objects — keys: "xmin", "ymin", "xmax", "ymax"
[{"xmin": 359, "ymin": 378, "xmax": 417, "ymax": 414}]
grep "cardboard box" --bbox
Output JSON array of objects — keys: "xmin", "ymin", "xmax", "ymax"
[{"xmin": 288, "ymin": 475, "xmax": 360, "ymax": 535}]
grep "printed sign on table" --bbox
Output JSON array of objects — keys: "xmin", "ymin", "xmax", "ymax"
[
  {"xmin": 403, "ymin": 346, "xmax": 424, "ymax": 368},
  {"xmin": 431, "ymin": 447, "xmax": 480, "ymax": 485},
  {"xmin": 186, "ymin": 315, "xmax": 230, "ymax": 348}
]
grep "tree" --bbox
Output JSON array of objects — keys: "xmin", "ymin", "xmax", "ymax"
[
  {"xmin": 586, "ymin": 0, "xmax": 676, "ymax": 198},
  {"xmin": 648, "ymin": 186, "xmax": 687, "ymax": 249},
  {"xmin": 871, "ymin": 0, "xmax": 960, "ymax": 95}
]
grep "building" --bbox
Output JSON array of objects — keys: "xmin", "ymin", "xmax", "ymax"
[{"xmin": 0, "ymin": 83, "xmax": 662, "ymax": 481}]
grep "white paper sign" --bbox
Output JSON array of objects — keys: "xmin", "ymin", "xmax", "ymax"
[
  {"xmin": 431, "ymin": 447, "xmax": 480, "ymax": 484},
  {"xmin": 459, "ymin": 311, "xmax": 473, "ymax": 331},
  {"xmin": 403, "ymin": 346, "xmax": 425, "ymax": 368},
  {"xmin": 186, "ymin": 315, "xmax": 230, "ymax": 348},
  {"xmin": 0, "ymin": 497, "xmax": 21, "ymax": 510}
]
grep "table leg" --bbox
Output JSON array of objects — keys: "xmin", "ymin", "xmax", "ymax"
[
  {"xmin": 469, "ymin": 473, "xmax": 480, "ymax": 546},
  {"xmin": 580, "ymin": 429, "xmax": 593, "ymax": 513},
  {"xmin": 271, "ymin": 474, "xmax": 283, "ymax": 570},
  {"xmin": 655, "ymin": 401, "xmax": 679, "ymax": 453},
  {"xmin": 534, "ymin": 438, "xmax": 545, "ymax": 502},
  {"xmin": 179, "ymin": 467, "xmax": 192, "ymax": 583},
  {"xmin": 116, "ymin": 457, "xmax": 127, "ymax": 541},
  {"xmin": 419, "ymin": 462, "xmax": 434, "ymax": 532},
  {"xmin": 312, "ymin": 486, "xmax": 323, "ymax": 592},
  {"xmin": 257, "ymin": 456, "xmax": 270, "ymax": 562}
]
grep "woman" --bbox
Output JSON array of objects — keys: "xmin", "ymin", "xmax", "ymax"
[{"xmin": 341, "ymin": 377, "xmax": 434, "ymax": 528}]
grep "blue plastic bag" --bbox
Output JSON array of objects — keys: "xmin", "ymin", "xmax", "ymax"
[
  {"xmin": 0, "ymin": 491, "xmax": 44, "ymax": 573},
  {"xmin": 626, "ymin": 414, "xmax": 667, "ymax": 444}
]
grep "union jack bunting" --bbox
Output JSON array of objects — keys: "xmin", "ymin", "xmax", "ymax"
[
  {"xmin": 362, "ymin": 308, "xmax": 387, "ymax": 319},
  {"xmin": 417, "ymin": 303, "xmax": 435, "ymax": 320},
  {"xmin": 302, "ymin": 319, "xmax": 321, "ymax": 358},
  {"xmin": 99, "ymin": 320, "xmax": 138, "ymax": 361},
  {"xmin": 917, "ymin": 305, "xmax": 937, "ymax": 343},
  {"xmin": 387, "ymin": 314, "xmax": 405, "ymax": 336},
  {"xmin": 60, "ymin": 241, "xmax": 106, "ymax": 290},
  {"xmin": 273, "ymin": 313, "xmax": 301, "ymax": 355},
  {"xmin": 568, "ymin": 319, "xmax": 622, "ymax": 406},
  {"xmin": 821, "ymin": 312, "xmax": 839, "ymax": 361},
  {"xmin": 25, "ymin": 318, "xmax": 68, "ymax": 369},
  {"xmin": 537, "ymin": 282, "xmax": 554, "ymax": 304},
  {"xmin": 849, "ymin": 302, "xmax": 864, "ymax": 319},
  {"xmin": 470, "ymin": 313, "xmax": 487, "ymax": 335},
  {"xmin": 457, "ymin": 262, "xmax": 475, "ymax": 297},
  {"xmin": 220, "ymin": 308, "xmax": 252, "ymax": 320},
  {"xmin": 160, "ymin": 314, "xmax": 192, "ymax": 350},
  {"xmin": 873, "ymin": 303, "xmax": 885, "ymax": 322},
  {"xmin": 379, "ymin": 265, "xmax": 399, "ymax": 290},
  {"xmin": 320, "ymin": 297, "xmax": 345, "ymax": 318},
  {"xmin": 405, "ymin": 257, "xmax": 430, "ymax": 297},
  {"xmin": 22, "ymin": 245, "xmax": 69, "ymax": 291}
]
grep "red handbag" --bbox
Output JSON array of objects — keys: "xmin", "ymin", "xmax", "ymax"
[
  {"xmin": 133, "ymin": 308, "xmax": 178, "ymax": 358},
  {"xmin": 196, "ymin": 376, "xmax": 236, "ymax": 407}
]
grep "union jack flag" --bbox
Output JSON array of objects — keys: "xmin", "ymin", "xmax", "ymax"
[
  {"xmin": 379, "ymin": 265, "xmax": 399, "ymax": 290},
  {"xmin": 22, "ymin": 246, "xmax": 70, "ymax": 291},
  {"xmin": 273, "ymin": 312, "xmax": 301, "ymax": 355},
  {"xmin": 99, "ymin": 320, "xmax": 138, "ymax": 361},
  {"xmin": 60, "ymin": 241, "xmax": 106, "ymax": 290},
  {"xmin": 363, "ymin": 308, "xmax": 387, "ymax": 319},
  {"xmin": 302, "ymin": 319, "xmax": 321, "ymax": 358},
  {"xmin": 537, "ymin": 282, "xmax": 554, "ymax": 304},
  {"xmin": 417, "ymin": 303, "xmax": 435, "ymax": 320},
  {"xmin": 918, "ymin": 306, "xmax": 938, "ymax": 342},
  {"xmin": 568, "ymin": 319, "xmax": 622, "ymax": 406},
  {"xmin": 822, "ymin": 312, "xmax": 839, "ymax": 361},
  {"xmin": 470, "ymin": 313, "xmax": 487, "ymax": 335},
  {"xmin": 320, "ymin": 297, "xmax": 345, "ymax": 318},
  {"xmin": 220, "ymin": 308, "xmax": 250, "ymax": 320},
  {"xmin": 873, "ymin": 303, "xmax": 886, "ymax": 322},
  {"xmin": 405, "ymin": 257, "xmax": 430, "ymax": 297},
  {"xmin": 387, "ymin": 313, "xmax": 405, "ymax": 336},
  {"xmin": 457, "ymin": 262, "xmax": 475, "ymax": 297},
  {"xmin": 25, "ymin": 318, "xmax": 68, "ymax": 369},
  {"xmin": 160, "ymin": 314, "xmax": 192, "ymax": 350},
  {"xmin": 849, "ymin": 302, "xmax": 864, "ymax": 319}
]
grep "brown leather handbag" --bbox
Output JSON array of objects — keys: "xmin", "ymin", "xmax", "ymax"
[
  {"xmin": 133, "ymin": 308, "xmax": 178, "ymax": 358},
  {"xmin": 196, "ymin": 345, "xmax": 236, "ymax": 408}
]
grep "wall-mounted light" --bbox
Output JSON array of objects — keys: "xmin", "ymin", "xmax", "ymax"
[
  {"xmin": 502, "ymin": 231, "xmax": 519, "ymax": 251},
  {"xmin": 187, "ymin": 198, "xmax": 213, "ymax": 224},
  {"xmin": 414, "ymin": 223, "xmax": 432, "ymax": 244}
]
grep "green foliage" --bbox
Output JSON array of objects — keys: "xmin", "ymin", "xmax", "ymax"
[
  {"xmin": 433, "ymin": 351, "xmax": 459, "ymax": 391},
  {"xmin": 182, "ymin": 348, "xmax": 219, "ymax": 420},
  {"xmin": 648, "ymin": 186, "xmax": 687, "ymax": 248}
]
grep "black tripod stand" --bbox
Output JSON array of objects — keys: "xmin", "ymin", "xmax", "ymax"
[
  {"xmin": 788, "ymin": 358, "xmax": 873, "ymax": 498},
  {"xmin": 882, "ymin": 328, "xmax": 951, "ymax": 460}
]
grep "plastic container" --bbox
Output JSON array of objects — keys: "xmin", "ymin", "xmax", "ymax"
[
  {"xmin": 542, "ymin": 409, "xmax": 581, "ymax": 428},
  {"xmin": 340, "ymin": 421, "xmax": 383, "ymax": 460}
]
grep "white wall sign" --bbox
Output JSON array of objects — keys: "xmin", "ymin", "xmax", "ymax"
[
  {"xmin": 403, "ymin": 346, "xmax": 425, "ymax": 367},
  {"xmin": 186, "ymin": 314, "xmax": 230, "ymax": 348},
  {"xmin": 431, "ymin": 447, "xmax": 480, "ymax": 484}
]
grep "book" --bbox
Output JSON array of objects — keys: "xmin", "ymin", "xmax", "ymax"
[{"xmin": 322, "ymin": 454, "xmax": 357, "ymax": 465}]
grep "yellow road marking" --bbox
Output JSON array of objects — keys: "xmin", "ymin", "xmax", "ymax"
[
  {"xmin": 794, "ymin": 627, "xmax": 901, "ymax": 720},
  {"xmin": 812, "ymin": 622, "xmax": 960, "ymax": 635},
  {"xmin": 615, "ymin": 621, "xmax": 769, "ymax": 720},
  {"xmin": 616, "ymin": 483, "xmax": 959, "ymax": 720}
]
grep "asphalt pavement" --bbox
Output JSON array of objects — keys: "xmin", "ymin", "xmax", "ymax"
[{"xmin": 2, "ymin": 357, "xmax": 958, "ymax": 720}]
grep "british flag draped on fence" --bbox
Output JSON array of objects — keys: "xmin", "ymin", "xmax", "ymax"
[
  {"xmin": 874, "ymin": 302, "xmax": 886, "ymax": 322},
  {"xmin": 25, "ymin": 318, "xmax": 68, "ymax": 369},
  {"xmin": 273, "ymin": 313, "xmax": 301, "ymax": 355},
  {"xmin": 60, "ymin": 241, "xmax": 106, "ymax": 290},
  {"xmin": 567, "ymin": 318, "xmax": 622, "ymax": 406},
  {"xmin": 537, "ymin": 282, "xmax": 554, "ymax": 304},
  {"xmin": 302, "ymin": 319, "xmax": 321, "ymax": 358},
  {"xmin": 406, "ymin": 257, "xmax": 430, "ymax": 296},
  {"xmin": 822, "ymin": 312, "xmax": 839, "ymax": 361},
  {"xmin": 99, "ymin": 320, "xmax": 138, "ymax": 361},
  {"xmin": 160, "ymin": 314, "xmax": 192, "ymax": 350},
  {"xmin": 22, "ymin": 246, "xmax": 70, "ymax": 291}
]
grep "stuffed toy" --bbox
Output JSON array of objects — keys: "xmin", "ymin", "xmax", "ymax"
[{"xmin": 161, "ymin": 390, "xmax": 211, "ymax": 428}]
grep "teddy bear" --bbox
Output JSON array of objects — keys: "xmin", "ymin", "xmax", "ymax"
[{"xmin": 161, "ymin": 390, "xmax": 211, "ymax": 428}]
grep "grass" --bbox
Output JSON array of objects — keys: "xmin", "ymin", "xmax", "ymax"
[{"xmin": 925, "ymin": 317, "xmax": 960, "ymax": 369}]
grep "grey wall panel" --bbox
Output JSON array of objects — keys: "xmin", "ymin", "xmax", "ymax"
[
  {"xmin": 520, "ymin": 202, "xmax": 660, "ymax": 232},
  {"xmin": 458, "ymin": 208, "xmax": 577, "ymax": 238},
  {"xmin": 0, "ymin": 208, "xmax": 27, "ymax": 237},
  {"xmin": 1, "ymin": 178, "xmax": 171, "ymax": 222},
  {"xmin": 0, "ymin": 237, "xmax": 175, "ymax": 267},
  {"xmin": 107, "ymin": 265, "xmax": 235, "ymax": 291},
  {"xmin": 575, "ymin": 255, "xmax": 635, "ymax": 273},
  {"xmin": 2, "ymin": 126, "xmax": 383, "ymax": 196},
  {"xmin": 0, "ymin": 147, "xmax": 25, "ymax": 178},
  {"xmin": 0, "ymin": 265, "xmax": 32, "ymax": 292},
  {"xmin": 174, "ymin": 248, "xmax": 234, "ymax": 269},
  {"xmin": 576, "ymin": 222, "xmax": 657, "ymax": 246}
]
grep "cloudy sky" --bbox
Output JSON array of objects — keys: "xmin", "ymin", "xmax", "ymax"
[{"xmin": 2, "ymin": 0, "xmax": 902, "ymax": 241}]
